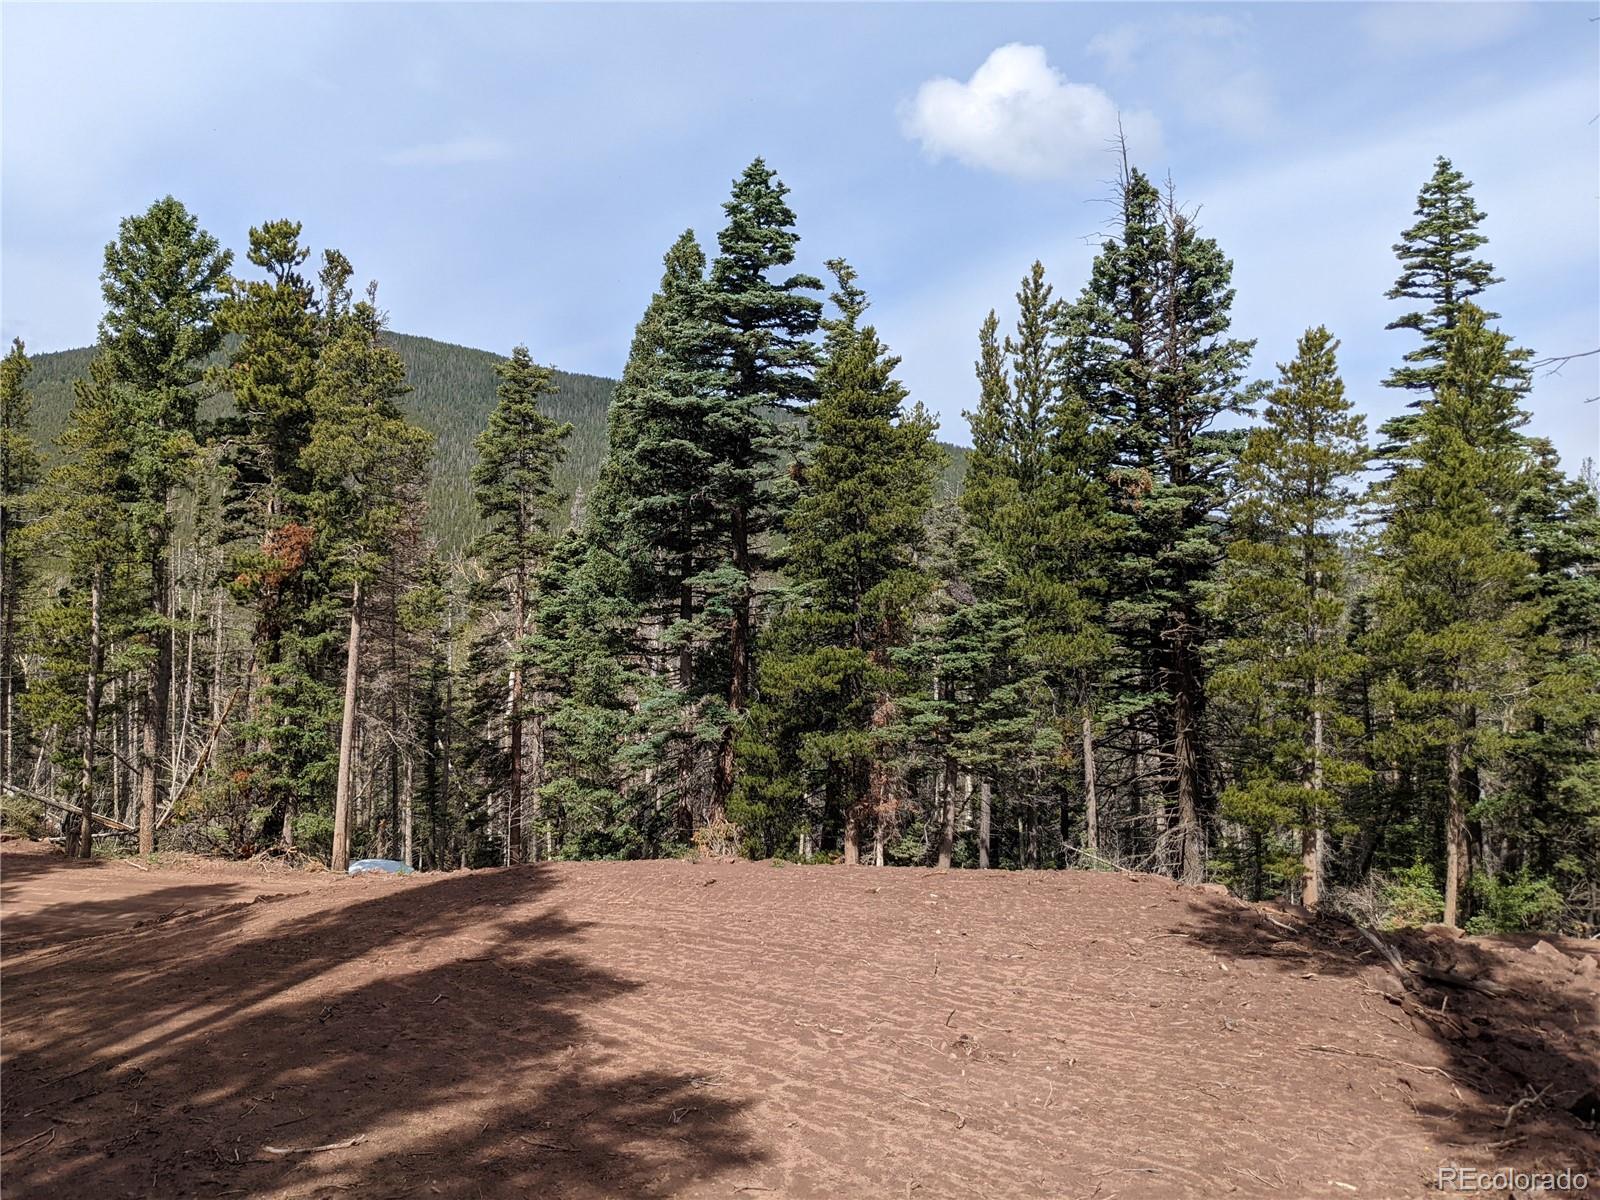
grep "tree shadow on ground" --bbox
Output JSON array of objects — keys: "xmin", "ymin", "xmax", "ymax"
[
  {"xmin": 1, "ymin": 861, "xmax": 764, "ymax": 1198},
  {"xmin": 1175, "ymin": 893, "xmax": 1599, "ymax": 1172},
  {"xmin": 1, "ymin": 849, "xmax": 274, "ymax": 952}
]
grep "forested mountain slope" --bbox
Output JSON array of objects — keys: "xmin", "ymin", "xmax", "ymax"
[{"xmin": 25, "ymin": 334, "xmax": 967, "ymax": 547}]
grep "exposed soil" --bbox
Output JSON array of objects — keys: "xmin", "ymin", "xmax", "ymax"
[{"xmin": 2, "ymin": 840, "xmax": 1595, "ymax": 1199}]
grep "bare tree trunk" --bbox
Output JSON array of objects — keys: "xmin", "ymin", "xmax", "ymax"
[
  {"xmin": 507, "ymin": 571, "xmax": 525, "ymax": 865},
  {"xmin": 137, "ymin": 520, "xmax": 172, "ymax": 856},
  {"xmin": 1303, "ymin": 673, "xmax": 1325, "ymax": 909},
  {"xmin": 978, "ymin": 778, "xmax": 991, "ymax": 869},
  {"xmin": 843, "ymin": 798, "xmax": 860, "ymax": 866},
  {"xmin": 937, "ymin": 756, "xmax": 957, "ymax": 869},
  {"xmin": 529, "ymin": 705, "xmax": 544, "ymax": 863},
  {"xmin": 711, "ymin": 505, "xmax": 751, "ymax": 824},
  {"xmin": 1082, "ymin": 713, "xmax": 1098, "ymax": 857},
  {"xmin": 331, "ymin": 578, "xmax": 364, "ymax": 873},
  {"xmin": 76, "ymin": 569, "xmax": 104, "ymax": 858},
  {"xmin": 402, "ymin": 752, "xmax": 414, "ymax": 868},
  {"xmin": 1171, "ymin": 631, "xmax": 1204, "ymax": 885},
  {"xmin": 1443, "ymin": 732, "xmax": 1467, "ymax": 928}
]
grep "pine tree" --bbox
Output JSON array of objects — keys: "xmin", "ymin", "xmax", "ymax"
[
  {"xmin": 1502, "ymin": 442, "xmax": 1600, "ymax": 913},
  {"xmin": 594, "ymin": 230, "xmax": 723, "ymax": 831},
  {"xmin": 964, "ymin": 262, "xmax": 1118, "ymax": 859},
  {"xmin": 1209, "ymin": 327, "xmax": 1371, "ymax": 905},
  {"xmin": 1384, "ymin": 158, "xmax": 1503, "ymax": 395},
  {"xmin": 731, "ymin": 262, "xmax": 940, "ymax": 861},
  {"xmin": 470, "ymin": 345, "xmax": 572, "ymax": 863},
  {"xmin": 28, "ymin": 362, "xmax": 138, "ymax": 854},
  {"xmin": 704, "ymin": 159, "xmax": 823, "ymax": 818},
  {"xmin": 1, "ymin": 339, "xmax": 42, "ymax": 787},
  {"xmin": 304, "ymin": 279, "xmax": 432, "ymax": 871},
  {"xmin": 1066, "ymin": 165, "xmax": 1256, "ymax": 882},
  {"xmin": 1372, "ymin": 303, "xmax": 1534, "ymax": 927},
  {"xmin": 218, "ymin": 220, "xmax": 327, "ymax": 848},
  {"xmin": 96, "ymin": 197, "xmax": 232, "ymax": 853}
]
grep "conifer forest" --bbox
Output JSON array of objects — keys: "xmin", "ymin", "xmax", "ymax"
[{"xmin": 2, "ymin": 151, "xmax": 1595, "ymax": 936}]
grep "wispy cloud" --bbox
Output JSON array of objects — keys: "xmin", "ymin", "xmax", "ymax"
[
  {"xmin": 382, "ymin": 135, "xmax": 512, "ymax": 168},
  {"xmin": 899, "ymin": 44, "xmax": 1159, "ymax": 182},
  {"xmin": 1087, "ymin": 15, "xmax": 1273, "ymax": 139},
  {"xmin": 1361, "ymin": 2, "xmax": 1529, "ymax": 57}
]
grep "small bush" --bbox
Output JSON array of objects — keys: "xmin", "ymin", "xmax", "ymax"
[
  {"xmin": 1378, "ymin": 863, "xmax": 1444, "ymax": 929},
  {"xmin": 1, "ymin": 790, "xmax": 45, "ymax": 839},
  {"xmin": 1465, "ymin": 869, "xmax": 1564, "ymax": 934}
]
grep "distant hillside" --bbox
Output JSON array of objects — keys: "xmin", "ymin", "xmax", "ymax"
[{"xmin": 25, "ymin": 334, "xmax": 967, "ymax": 547}]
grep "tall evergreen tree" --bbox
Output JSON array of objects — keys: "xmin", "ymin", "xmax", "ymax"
[
  {"xmin": 704, "ymin": 159, "xmax": 823, "ymax": 818},
  {"xmin": 304, "ymin": 280, "xmax": 432, "ymax": 872},
  {"xmin": 218, "ymin": 220, "xmax": 326, "ymax": 848},
  {"xmin": 1209, "ymin": 327, "xmax": 1370, "ymax": 906},
  {"xmin": 96, "ymin": 196, "xmax": 232, "ymax": 853},
  {"xmin": 1372, "ymin": 303, "xmax": 1534, "ymax": 927},
  {"xmin": 1, "ymin": 339, "xmax": 41, "ymax": 787},
  {"xmin": 1384, "ymin": 157, "xmax": 1503, "ymax": 395},
  {"xmin": 470, "ymin": 345, "xmax": 571, "ymax": 863},
  {"xmin": 1066, "ymin": 165, "xmax": 1256, "ymax": 882},
  {"xmin": 732, "ymin": 262, "xmax": 940, "ymax": 861}
]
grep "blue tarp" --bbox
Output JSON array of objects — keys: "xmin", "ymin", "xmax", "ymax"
[{"xmin": 347, "ymin": 858, "xmax": 414, "ymax": 876}]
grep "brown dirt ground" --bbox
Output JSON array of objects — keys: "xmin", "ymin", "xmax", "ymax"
[{"xmin": 1, "ymin": 841, "xmax": 1595, "ymax": 1200}]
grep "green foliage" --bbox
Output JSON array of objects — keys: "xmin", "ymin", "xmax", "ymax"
[
  {"xmin": 1464, "ymin": 869, "xmax": 1565, "ymax": 935},
  {"xmin": 1379, "ymin": 863, "xmax": 1445, "ymax": 929},
  {"xmin": 732, "ymin": 262, "xmax": 939, "ymax": 856},
  {"xmin": 1209, "ymin": 327, "xmax": 1371, "ymax": 895}
]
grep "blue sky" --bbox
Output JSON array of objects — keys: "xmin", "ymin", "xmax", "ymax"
[{"xmin": 3, "ymin": 2, "xmax": 1596, "ymax": 469}]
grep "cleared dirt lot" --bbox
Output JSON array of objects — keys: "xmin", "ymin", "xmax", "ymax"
[{"xmin": 2, "ymin": 841, "xmax": 1595, "ymax": 1199}]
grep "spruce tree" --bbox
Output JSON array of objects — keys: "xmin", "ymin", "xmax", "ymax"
[
  {"xmin": 731, "ymin": 262, "xmax": 940, "ymax": 861},
  {"xmin": 304, "ymin": 280, "xmax": 432, "ymax": 871},
  {"xmin": 1209, "ymin": 327, "xmax": 1370, "ymax": 906},
  {"xmin": 595, "ymin": 230, "xmax": 722, "ymax": 830},
  {"xmin": 1372, "ymin": 303, "xmax": 1534, "ymax": 927},
  {"xmin": 1065, "ymin": 166, "xmax": 1256, "ymax": 882},
  {"xmin": 96, "ymin": 196, "xmax": 232, "ymax": 853},
  {"xmin": 219, "ymin": 220, "xmax": 326, "ymax": 848},
  {"xmin": 1384, "ymin": 157, "xmax": 1503, "ymax": 395},
  {"xmin": 470, "ymin": 345, "xmax": 571, "ymax": 863},
  {"xmin": 964, "ymin": 262, "xmax": 1118, "ymax": 858},
  {"xmin": 1, "ymin": 340, "xmax": 41, "ymax": 787},
  {"xmin": 704, "ymin": 159, "xmax": 822, "ymax": 818}
]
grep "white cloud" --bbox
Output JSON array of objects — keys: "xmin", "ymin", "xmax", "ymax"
[
  {"xmin": 1086, "ymin": 15, "xmax": 1272, "ymax": 139},
  {"xmin": 899, "ymin": 44, "xmax": 1159, "ymax": 181},
  {"xmin": 1362, "ymin": 3, "xmax": 1529, "ymax": 56},
  {"xmin": 383, "ymin": 135, "xmax": 512, "ymax": 168}
]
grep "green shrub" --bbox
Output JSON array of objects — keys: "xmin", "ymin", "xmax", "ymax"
[
  {"xmin": 0, "ymin": 790, "xmax": 45, "ymax": 839},
  {"xmin": 1465, "ymin": 869, "xmax": 1564, "ymax": 934},
  {"xmin": 1379, "ymin": 863, "xmax": 1444, "ymax": 929}
]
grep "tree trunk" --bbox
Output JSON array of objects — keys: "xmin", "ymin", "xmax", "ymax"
[
  {"xmin": 137, "ymin": 522, "xmax": 172, "ymax": 856},
  {"xmin": 1443, "ymin": 734, "xmax": 1467, "ymax": 928},
  {"xmin": 711, "ymin": 505, "xmax": 751, "ymax": 824},
  {"xmin": 1082, "ymin": 713, "xmax": 1098, "ymax": 856},
  {"xmin": 76, "ymin": 569, "xmax": 104, "ymax": 858},
  {"xmin": 1170, "ymin": 631, "xmax": 1204, "ymax": 884},
  {"xmin": 507, "ymin": 572, "xmax": 525, "ymax": 865},
  {"xmin": 331, "ymin": 578, "xmax": 363, "ymax": 873},
  {"xmin": 1303, "ymin": 673, "xmax": 1325, "ymax": 909},
  {"xmin": 937, "ymin": 756, "xmax": 957, "ymax": 869},
  {"xmin": 529, "ymin": 705, "xmax": 545, "ymax": 863},
  {"xmin": 843, "ymin": 800, "xmax": 860, "ymax": 866},
  {"xmin": 978, "ymin": 779, "xmax": 991, "ymax": 869}
]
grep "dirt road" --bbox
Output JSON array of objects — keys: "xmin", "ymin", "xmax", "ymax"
[{"xmin": 2, "ymin": 841, "xmax": 1595, "ymax": 1198}]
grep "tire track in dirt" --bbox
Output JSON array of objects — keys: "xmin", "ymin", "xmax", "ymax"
[{"xmin": 3, "ymin": 846, "xmax": 1595, "ymax": 1198}]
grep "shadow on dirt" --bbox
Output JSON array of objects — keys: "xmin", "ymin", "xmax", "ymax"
[
  {"xmin": 0, "ymin": 849, "xmax": 272, "ymax": 952},
  {"xmin": 1, "ymin": 860, "xmax": 764, "ymax": 1198},
  {"xmin": 1176, "ymin": 893, "xmax": 1599, "ymax": 1167}
]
